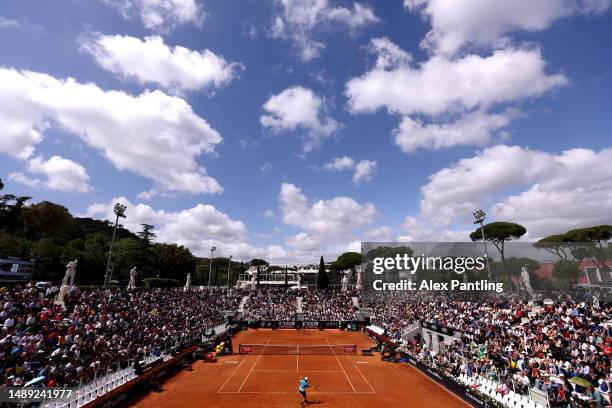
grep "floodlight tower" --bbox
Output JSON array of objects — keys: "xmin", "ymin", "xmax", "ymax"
[
  {"xmin": 473, "ymin": 209, "xmax": 492, "ymax": 282},
  {"xmin": 226, "ymin": 255, "xmax": 233, "ymax": 288},
  {"xmin": 104, "ymin": 203, "xmax": 127, "ymax": 288},
  {"xmin": 207, "ymin": 246, "xmax": 216, "ymax": 290}
]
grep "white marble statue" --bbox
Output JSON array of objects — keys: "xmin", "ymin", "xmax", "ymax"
[
  {"xmin": 127, "ymin": 267, "xmax": 137, "ymax": 290},
  {"xmin": 57, "ymin": 259, "xmax": 78, "ymax": 304},
  {"xmin": 521, "ymin": 266, "xmax": 534, "ymax": 298},
  {"xmin": 355, "ymin": 266, "xmax": 363, "ymax": 291},
  {"xmin": 250, "ymin": 274, "xmax": 256, "ymax": 290},
  {"xmin": 62, "ymin": 260, "xmax": 78, "ymax": 286},
  {"xmin": 297, "ymin": 274, "xmax": 301, "ymax": 288},
  {"xmin": 342, "ymin": 273, "xmax": 349, "ymax": 291},
  {"xmin": 183, "ymin": 273, "xmax": 191, "ymax": 292}
]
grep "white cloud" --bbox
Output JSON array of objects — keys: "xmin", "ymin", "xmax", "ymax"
[
  {"xmin": 322, "ymin": 156, "xmax": 376, "ymax": 184},
  {"xmin": 80, "ymin": 34, "xmax": 241, "ymax": 92},
  {"xmin": 8, "ymin": 172, "xmax": 40, "ymax": 188},
  {"xmin": 279, "ymin": 182, "xmax": 377, "ymax": 241},
  {"xmin": 398, "ymin": 216, "xmax": 469, "ymax": 242},
  {"xmin": 260, "ymin": 161, "xmax": 273, "ymax": 174},
  {"xmin": 323, "ymin": 156, "xmax": 355, "ymax": 171},
  {"xmin": 393, "ymin": 109, "xmax": 516, "ymax": 153},
  {"xmin": 0, "ymin": 17, "xmax": 19, "ymax": 29},
  {"xmin": 263, "ymin": 209, "xmax": 276, "ymax": 219},
  {"xmin": 369, "ymin": 36, "xmax": 412, "ymax": 69},
  {"xmin": 0, "ymin": 68, "xmax": 222, "ymax": 195},
  {"xmin": 19, "ymin": 155, "xmax": 92, "ymax": 192},
  {"xmin": 413, "ymin": 145, "xmax": 612, "ymax": 238},
  {"xmin": 272, "ymin": 0, "xmax": 379, "ymax": 61},
  {"xmin": 404, "ymin": 0, "xmax": 611, "ymax": 55},
  {"xmin": 81, "ymin": 197, "xmax": 311, "ymax": 262},
  {"xmin": 352, "ymin": 159, "xmax": 377, "ymax": 184},
  {"xmin": 101, "ymin": 0, "xmax": 204, "ymax": 31},
  {"xmin": 347, "ymin": 42, "xmax": 567, "ymax": 117},
  {"xmin": 364, "ymin": 226, "xmax": 395, "ymax": 241},
  {"xmin": 346, "ymin": 38, "xmax": 567, "ymax": 153},
  {"xmin": 261, "ymin": 86, "xmax": 339, "ymax": 152}
]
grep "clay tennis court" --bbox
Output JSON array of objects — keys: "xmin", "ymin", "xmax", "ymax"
[{"xmin": 133, "ymin": 329, "xmax": 469, "ymax": 407}]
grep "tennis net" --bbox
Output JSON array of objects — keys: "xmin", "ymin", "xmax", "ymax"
[{"xmin": 238, "ymin": 343, "xmax": 357, "ymax": 355}]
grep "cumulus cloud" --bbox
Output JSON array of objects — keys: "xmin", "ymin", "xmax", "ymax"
[
  {"xmin": 393, "ymin": 109, "xmax": 516, "ymax": 153},
  {"xmin": 101, "ymin": 0, "xmax": 204, "ymax": 31},
  {"xmin": 272, "ymin": 0, "xmax": 379, "ymax": 61},
  {"xmin": 352, "ymin": 159, "xmax": 377, "ymax": 184},
  {"xmin": 323, "ymin": 156, "xmax": 355, "ymax": 171},
  {"xmin": 322, "ymin": 156, "xmax": 376, "ymax": 184},
  {"xmin": 346, "ymin": 38, "xmax": 567, "ymax": 153},
  {"xmin": 279, "ymin": 182, "xmax": 377, "ymax": 248},
  {"xmin": 414, "ymin": 145, "xmax": 612, "ymax": 239},
  {"xmin": 404, "ymin": 0, "xmax": 611, "ymax": 55},
  {"xmin": 9, "ymin": 155, "xmax": 92, "ymax": 192},
  {"xmin": 347, "ymin": 42, "xmax": 567, "ymax": 117},
  {"xmin": 0, "ymin": 68, "xmax": 222, "ymax": 195},
  {"xmin": 0, "ymin": 17, "xmax": 19, "ymax": 29},
  {"xmin": 261, "ymin": 86, "xmax": 339, "ymax": 152},
  {"xmin": 82, "ymin": 197, "xmax": 279, "ymax": 260},
  {"xmin": 80, "ymin": 34, "xmax": 242, "ymax": 92}
]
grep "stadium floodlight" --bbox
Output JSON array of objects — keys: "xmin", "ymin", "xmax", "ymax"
[
  {"xmin": 207, "ymin": 246, "xmax": 216, "ymax": 290},
  {"xmin": 226, "ymin": 255, "xmax": 233, "ymax": 288},
  {"xmin": 473, "ymin": 209, "xmax": 492, "ymax": 282},
  {"xmin": 104, "ymin": 203, "xmax": 127, "ymax": 288}
]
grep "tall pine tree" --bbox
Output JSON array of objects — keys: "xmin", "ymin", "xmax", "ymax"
[{"xmin": 317, "ymin": 256, "xmax": 329, "ymax": 289}]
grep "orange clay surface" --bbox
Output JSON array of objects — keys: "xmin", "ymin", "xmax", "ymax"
[{"xmin": 132, "ymin": 329, "xmax": 470, "ymax": 408}]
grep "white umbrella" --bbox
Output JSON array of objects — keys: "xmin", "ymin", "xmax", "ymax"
[{"xmin": 24, "ymin": 376, "xmax": 45, "ymax": 387}]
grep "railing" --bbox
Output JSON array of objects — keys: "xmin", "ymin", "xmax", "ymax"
[{"xmin": 42, "ymin": 328, "xmax": 219, "ymax": 407}]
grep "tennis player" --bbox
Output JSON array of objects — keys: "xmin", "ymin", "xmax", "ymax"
[{"xmin": 298, "ymin": 376, "xmax": 312, "ymax": 406}]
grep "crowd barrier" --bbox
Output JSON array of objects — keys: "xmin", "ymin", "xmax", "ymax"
[
  {"xmin": 80, "ymin": 345, "xmax": 197, "ymax": 408},
  {"xmin": 233, "ymin": 320, "xmax": 363, "ymax": 330}
]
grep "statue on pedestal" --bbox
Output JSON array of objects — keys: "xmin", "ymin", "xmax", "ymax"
[
  {"xmin": 127, "ymin": 267, "xmax": 137, "ymax": 290},
  {"xmin": 521, "ymin": 265, "xmax": 534, "ymax": 298},
  {"xmin": 57, "ymin": 260, "xmax": 78, "ymax": 304},
  {"xmin": 342, "ymin": 273, "xmax": 349, "ymax": 291},
  {"xmin": 184, "ymin": 273, "xmax": 191, "ymax": 292},
  {"xmin": 356, "ymin": 266, "xmax": 363, "ymax": 291}
]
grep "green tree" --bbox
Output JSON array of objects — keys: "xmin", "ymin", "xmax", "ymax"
[
  {"xmin": 470, "ymin": 221, "xmax": 527, "ymax": 287},
  {"xmin": 317, "ymin": 256, "xmax": 329, "ymax": 289},
  {"xmin": 0, "ymin": 232, "xmax": 31, "ymax": 258},
  {"xmin": 21, "ymin": 201, "xmax": 73, "ymax": 240},
  {"xmin": 564, "ymin": 225, "xmax": 612, "ymax": 275},
  {"xmin": 534, "ymin": 234, "xmax": 572, "ymax": 259},
  {"xmin": 31, "ymin": 238, "xmax": 63, "ymax": 282},
  {"xmin": 250, "ymin": 258, "xmax": 268, "ymax": 267},
  {"xmin": 552, "ymin": 260, "xmax": 581, "ymax": 288},
  {"xmin": 152, "ymin": 243, "xmax": 196, "ymax": 280},
  {"xmin": 113, "ymin": 238, "xmax": 142, "ymax": 281},
  {"xmin": 0, "ymin": 194, "xmax": 32, "ymax": 233}
]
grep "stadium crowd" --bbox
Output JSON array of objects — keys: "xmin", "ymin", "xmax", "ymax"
[
  {"xmin": 242, "ymin": 289, "xmax": 297, "ymax": 321},
  {"xmin": 301, "ymin": 289, "xmax": 357, "ymax": 321},
  {"xmin": 0, "ymin": 284, "xmax": 243, "ymax": 388},
  {"xmin": 1, "ymin": 279, "xmax": 610, "ymax": 408},
  {"xmin": 374, "ymin": 298, "xmax": 612, "ymax": 407}
]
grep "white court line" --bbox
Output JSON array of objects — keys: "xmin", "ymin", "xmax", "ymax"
[
  {"xmin": 326, "ymin": 337, "xmax": 356, "ymax": 393},
  {"xmin": 355, "ymin": 361, "xmax": 369, "ymax": 364},
  {"xmin": 347, "ymin": 355, "xmax": 376, "ymax": 393},
  {"xmin": 218, "ymin": 391, "xmax": 376, "ymax": 394},
  {"xmin": 237, "ymin": 337, "xmax": 271, "ymax": 393},
  {"xmin": 217, "ymin": 356, "xmax": 247, "ymax": 392},
  {"xmin": 296, "ymin": 350, "xmax": 299, "ymax": 372},
  {"xmin": 252, "ymin": 370, "xmax": 343, "ymax": 373}
]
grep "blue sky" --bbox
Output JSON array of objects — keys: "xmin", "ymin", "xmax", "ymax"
[{"xmin": 0, "ymin": 0, "xmax": 611, "ymax": 262}]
